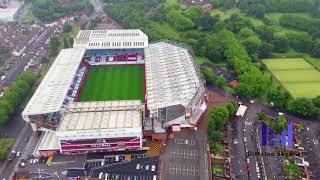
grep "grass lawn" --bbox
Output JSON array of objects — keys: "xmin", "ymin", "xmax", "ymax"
[
  {"xmin": 262, "ymin": 58, "xmax": 320, "ymax": 98},
  {"xmin": 80, "ymin": 66, "xmax": 145, "ymax": 102}
]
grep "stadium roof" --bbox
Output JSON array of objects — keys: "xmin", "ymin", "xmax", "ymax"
[
  {"xmin": 23, "ymin": 48, "xmax": 86, "ymax": 116},
  {"xmin": 144, "ymin": 41, "xmax": 205, "ymax": 110},
  {"xmin": 73, "ymin": 29, "xmax": 148, "ymax": 49},
  {"xmin": 58, "ymin": 100, "xmax": 142, "ymax": 131},
  {"xmin": 37, "ymin": 131, "xmax": 59, "ymax": 151}
]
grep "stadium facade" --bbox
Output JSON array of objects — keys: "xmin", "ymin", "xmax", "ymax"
[{"xmin": 22, "ymin": 29, "xmax": 207, "ymax": 156}]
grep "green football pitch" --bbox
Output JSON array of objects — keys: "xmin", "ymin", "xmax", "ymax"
[{"xmin": 79, "ymin": 66, "xmax": 145, "ymax": 102}]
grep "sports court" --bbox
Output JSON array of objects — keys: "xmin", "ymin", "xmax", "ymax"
[
  {"xmin": 79, "ymin": 65, "xmax": 145, "ymax": 102},
  {"xmin": 263, "ymin": 58, "xmax": 320, "ymax": 98}
]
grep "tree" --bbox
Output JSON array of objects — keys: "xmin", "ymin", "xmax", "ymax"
[
  {"xmin": 272, "ymin": 34, "xmax": 289, "ymax": 53},
  {"xmin": 222, "ymin": 0, "xmax": 234, "ymax": 9},
  {"xmin": 167, "ymin": 10, "xmax": 194, "ymax": 31},
  {"xmin": 312, "ymin": 96, "xmax": 320, "ymax": 108},
  {"xmin": 239, "ymin": 28, "xmax": 255, "ymax": 39},
  {"xmin": 267, "ymin": 87, "xmax": 291, "ymax": 111},
  {"xmin": 247, "ymin": 3, "xmax": 265, "ymax": 19},
  {"xmin": 208, "ymin": 130, "xmax": 224, "ymax": 142},
  {"xmin": 63, "ymin": 23, "xmax": 73, "ymax": 33},
  {"xmin": 286, "ymin": 31, "xmax": 313, "ymax": 53},
  {"xmin": 208, "ymin": 107, "xmax": 230, "ymax": 130},
  {"xmin": 260, "ymin": 42, "xmax": 273, "ymax": 58},
  {"xmin": 236, "ymin": 68, "xmax": 270, "ymax": 99},
  {"xmin": 242, "ymin": 36, "xmax": 262, "ymax": 61},
  {"xmin": 201, "ymin": 67, "xmax": 226, "ymax": 88},
  {"xmin": 49, "ymin": 37, "xmax": 60, "ymax": 57},
  {"xmin": 194, "ymin": 13, "xmax": 219, "ymax": 31},
  {"xmin": 257, "ymin": 112, "xmax": 266, "ymax": 121},
  {"xmin": 271, "ymin": 116, "xmax": 288, "ymax": 134},
  {"xmin": 184, "ymin": 5, "xmax": 203, "ymax": 21},
  {"xmin": 258, "ymin": 25, "xmax": 274, "ymax": 43},
  {"xmin": 311, "ymin": 39, "xmax": 320, "ymax": 57},
  {"xmin": 287, "ymin": 98, "xmax": 317, "ymax": 118},
  {"xmin": 284, "ymin": 161, "xmax": 300, "ymax": 179},
  {"xmin": 226, "ymin": 100, "xmax": 237, "ymax": 115},
  {"xmin": 63, "ymin": 36, "xmax": 70, "ymax": 48}
]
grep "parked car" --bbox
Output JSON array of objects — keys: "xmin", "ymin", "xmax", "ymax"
[
  {"xmin": 16, "ymin": 152, "xmax": 21, "ymax": 157},
  {"xmin": 151, "ymin": 165, "xmax": 156, "ymax": 171},
  {"xmin": 99, "ymin": 172, "xmax": 104, "ymax": 179},
  {"xmin": 145, "ymin": 165, "xmax": 150, "ymax": 171},
  {"xmin": 136, "ymin": 164, "xmax": 140, "ymax": 170}
]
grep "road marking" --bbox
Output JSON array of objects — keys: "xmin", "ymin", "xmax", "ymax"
[{"xmin": 169, "ymin": 163, "xmax": 199, "ymax": 176}]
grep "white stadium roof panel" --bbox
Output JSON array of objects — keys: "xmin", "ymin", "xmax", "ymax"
[
  {"xmin": 58, "ymin": 100, "xmax": 142, "ymax": 131},
  {"xmin": 73, "ymin": 29, "xmax": 148, "ymax": 49},
  {"xmin": 145, "ymin": 42, "xmax": 204, "ymax": 110},
  {"xmin": 23, "ymin": 48, "xmax": 86, "ymax": 116}
]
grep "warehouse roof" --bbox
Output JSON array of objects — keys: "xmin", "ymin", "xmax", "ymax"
[
  {"xmin": 23, "ymin": 48, "xmax": 86, "ymax": 116},
  {"xmin": 144, "ymin": 41, "xmax": 205, "ymax": 110},
  {"xmin": 73, "ymin": 29, "xmax": 148, "ymax": 49},
  {"xmin": 58, "ymin": 100, "xmax": 142, "ymax": 131}
]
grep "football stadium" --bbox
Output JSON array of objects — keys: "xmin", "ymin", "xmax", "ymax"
[{"xmin": 21, "ymin": 29, "xmax": 207, "ymax": 156}]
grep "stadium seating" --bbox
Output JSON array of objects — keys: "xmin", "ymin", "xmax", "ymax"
[{"xmin": 84, "ymin": 49, "xmax": 145, "ymax": 65}]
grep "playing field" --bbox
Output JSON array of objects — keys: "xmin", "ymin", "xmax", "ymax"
[
  {"xmin": 262, "ymin": 58, "xmax": 320, "ymax": 98},
  {"xmin": 79, "ymin": 66, "xmax": 144, "ymax": 102}
]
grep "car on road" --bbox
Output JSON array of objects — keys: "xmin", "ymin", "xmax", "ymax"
[
  {"xmin": 99, "ymin": 172, "xmax": 104, "ymax": 179},
  {"xmin": 16, "ymin": 152, "xmax": 21, "ymax": 157},
  {"xmin": 29, "ymin": 159, "xmax": 33, "ymax": 164},
  {"xmin": 244, "ymin": 137, "xmax": 247, "ymax": 142},
  {"xmin": 136, "ymin": 164, "xmax": 140, "ymax": 170},
  {"xmin": 151, "ymin": 165, "xmax": 156, "ymax": 171}
]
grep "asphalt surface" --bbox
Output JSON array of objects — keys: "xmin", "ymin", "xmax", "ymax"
[
  {"xmin": 159, "ymin": 129, "xmax": 210, "ymax": 180},
  {"xmin": 89, "ymin": 157, "xmax": 159, "ymax": 178}
]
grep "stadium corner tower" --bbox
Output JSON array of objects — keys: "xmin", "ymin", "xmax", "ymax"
[{"xmin": 22, "ymin": 29, "xmax": 207, "ymax": 156}]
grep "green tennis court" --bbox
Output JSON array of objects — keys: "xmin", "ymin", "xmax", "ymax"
[{"xmin": 79, "ymin": 65, "xmax": 145, "ymax": 102}]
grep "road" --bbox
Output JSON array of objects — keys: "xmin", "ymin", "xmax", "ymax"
[{"xmin": 0, "ymin": 123, "xmax": 33, "ymax": 179}]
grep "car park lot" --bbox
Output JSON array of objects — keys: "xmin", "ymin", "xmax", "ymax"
[
  {"xmin": 89, "ymin": 157, "xmax": 159, "ymax": 179},
  {"xmin": 159, "ymin": 129, "xmax": 209, "ymax": 180}
]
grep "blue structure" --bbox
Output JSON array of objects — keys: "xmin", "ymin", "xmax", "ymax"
[{"xmin": 261, "ymin": 121, "xmax": 293, "ymax": 148}]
